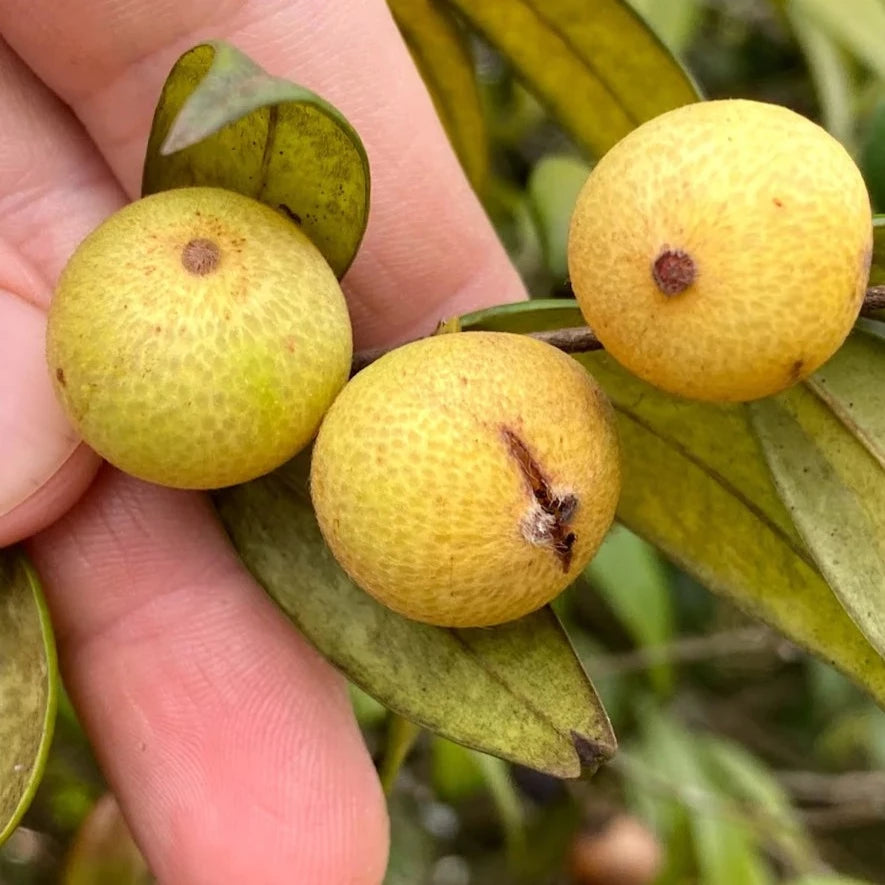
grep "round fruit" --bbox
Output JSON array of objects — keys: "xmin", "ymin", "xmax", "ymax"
[
  {"xmin": 310, "ymin": 331, "xmax": 621, "ymax": 628},
  {"xmin": 47, "ymin": 186, "xmax": 352, "ymax": 489},
  {"xmin": 568, "ymin": 99, "xmax": 872, "ymax": 402},
  {"xmin": 568, "ymin": 816, "xmax": 662, "ymax": 885}
]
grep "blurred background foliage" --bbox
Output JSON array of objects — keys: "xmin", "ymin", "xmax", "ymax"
[{"xmin": 5, "ymin": 0, "xmax": 885, "ymax": 882}]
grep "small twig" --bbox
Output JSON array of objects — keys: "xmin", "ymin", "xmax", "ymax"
[
  {"xmin": 351, "ymin": 286, "xmax": 885, "ymax": 376},
  {"xmin": 778, "ymin": 770, "xmax": 885, "ymax": 806},
  {"xmin": 862, "ymin": 284, "xmax": 885, "ymax": 314},
  {"xmin": 799, "ymin": 804, "xmax": 885, "ymax": 830},
  {"xmin": 777, "ymin": 770, "xmax": 885, "ymax": 830},
  {"xmin": 594, "ymin": 626, "xmax": 778, "ymax": 677}
]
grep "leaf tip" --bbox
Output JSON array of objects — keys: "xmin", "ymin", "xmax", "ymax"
[{"xmin": 570, "ymin": 729, "xmax": 616, "ymax": 775}]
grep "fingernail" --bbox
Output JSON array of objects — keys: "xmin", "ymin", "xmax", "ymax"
[{"xmin": 0, "ymin": 291, "xmax": 81, "ymax": 517}]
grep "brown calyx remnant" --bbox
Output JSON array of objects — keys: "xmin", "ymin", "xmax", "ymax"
[
  {"xmin": 503, "ymin": 428, "xmax": 577, "ymax": 572},
  {"xmin": 652, "ymin": 247, "xmax": 695, "ymax": 296},
  {"xmin": 181, "ymin": 238, "xmax": 221, "ymax": 276}
]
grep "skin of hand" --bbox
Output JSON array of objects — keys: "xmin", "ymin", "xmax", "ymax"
[{"xmin": 0, "ymin": 1, "xmax": 526, "ymax": 882}]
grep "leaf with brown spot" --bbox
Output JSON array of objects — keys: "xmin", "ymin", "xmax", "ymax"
[
  {"xmin": 142, "ymin": 41, "xmax": 370, "ymax": 278},
  {"xmin": 0, "ymin": 548, "xmax": 58, "ymax": 847},
  {"xmin": 214, "ymin": 452, "xmax": 614, "ymax": 778}
]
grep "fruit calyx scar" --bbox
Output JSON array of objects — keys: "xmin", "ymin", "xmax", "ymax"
[
  {"xmin": 502, "ymin": 428, "xmax": 577, "ymax": 572},
  {"xmin": 652, "ymin": 247, "xmax": 695, "ymax": 296},
  {"xmin": 181, "ymin": 237, "xmax": 221, "ymax": 276}
]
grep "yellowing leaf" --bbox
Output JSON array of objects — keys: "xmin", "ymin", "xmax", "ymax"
[
  {"xmin": 1, "ymin": 548, "xmax": 57, "ymax": 847},
  {"xmin": 752, "ymin": 384, "xmax": 885, "ymax": 658},
  {"xmin": 215, "ymin": 452, "xmax": 614, "ymax": 778},
  {"xmin": 444, "ymin": 0, "xmax": 701, "ymax": 158},
  {"xmin": 143, "ymin": 41, "xmax": 370, "ymax": 277},
  {"xmin": 460, "ymin": 300, "xmax": 885, "ymax": 707},
  {"xmin": 388, "ymin": 0, "xmax": 489, "ymax": 191}
]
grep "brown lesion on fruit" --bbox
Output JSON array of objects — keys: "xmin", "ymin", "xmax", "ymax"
[
  {"xmin": 502, "ymin": 428, "xmax": 577, "ymax": 572},
  {"xmin": 181, "ymin": 238, "xmax": 221, "ymax": 276},
  {"xmin": 652, "ymin": 247, "xmax": 696, "ymax": 296},
  {"xmin": 55, "ymin": 368, "xmax": 65, "ymax": 386},
  {"xmin": 789, "ymin": 358, "xmax": 804, "ymax": 382}
]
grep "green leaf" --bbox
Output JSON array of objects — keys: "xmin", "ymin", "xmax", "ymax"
[
  {"xmin": 629, "ymin": 713, "xmax": 773, "ymax": 885},
  {"xmin": 787, "ymin": 6, "xmax": 855, "ymax": 148},
  {"xmin": 214, "ymin": 453, "xmax": 615, "ymax": 778},
  {"xmin": 430, "ymin": 736, "xmax": 486, "ymax": 802},
  {"xmin": 388, "ymin": 0, "xmax": 489, "ymax": 192},
  {"xmin": 380, "ymin": 715, "xmax": 423, "ymax": 795},
  {"xmin": 444, "ymin": 0, "xmax": 701, "ymax": 159},
  {"xmin": 63, "ymin": 793, "xmax": 151, "ymax": 885},
  {"xmin": 142, "ymin": 41, "xmax": 370, "ymax": 278},
  {"xmin": 459, "ymin": 297, "xmax": 586, "ymax": 334},
  {"xmin": 787, "ymin": 0, "xmax": 885, "ymax": 81},
  {"xmin": 0, "ymin": 548, "xmax": 58, "ymax": 846},
  {"xmin": 625, "ymin": 0, "xmax": 702, "ymax": 53},
  {"xmin": 701, "ymin": 738, "xmax": 817, "ymax": 876},
  {"xmin": 527, "ymin": 155, "xmax": 591, "ymax": 281},
  {"xmin": 751, "ymin": 384, "xmax": 885, "ymax": 658},
  {"xmin": 806, "ymin": 322, "xmax": 885, "ymax": 467},
  {"xmin": 460, "ymin": 300, "xmax": 885, "ymax": 707},
  {"xmin": 584, "ymin": 525, "xmax": 675, "ymax": 694},
  {"xmin": 861, "ymin": 107, "xmax": 885, "ymax": 215}
]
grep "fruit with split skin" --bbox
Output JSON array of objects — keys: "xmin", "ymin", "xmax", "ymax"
[
  {"xmin": 568, "ymin": 98, "xmax": 873, "ymax": 402},
  {"xmin": 46, "ymin": 186, "xmax": 353, "ymax": 489},
  {"xmin": 310, "ymin": 331, "xmax": 621, "ymax": 628}
]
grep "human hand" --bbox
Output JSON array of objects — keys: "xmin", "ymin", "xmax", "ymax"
[{"xmin": 0, "ymin": 1, "xmax": 525, "ymax": 881}]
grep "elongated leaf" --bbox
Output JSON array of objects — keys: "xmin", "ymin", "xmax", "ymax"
[
  {"xmin": 460, "ymin": 300, "xmax": 885, "ymax": 706},
  {"xmin": 444, "ymin": 0, "xmax": 700, "ymax": 159},
  {"xmin": 215, "ymin": 453, "xmax": 614, "ymax": 778},
  {"xmin": 630, "ymin": 714, "xmax": 773, "ymax": 885},
  {"xmin": 143, "ymin": 41, "xmax": 370, "ymax": 277},
  {"xmin": 527, "ymin": 155, "xmax": 592, "ymax": 281},
  {"xmin": 787, "ymin": 6, "xmax": 854, "ymax": 147},
  {"xmin": 788, "ymin": 0, "xmax": 885, "ymax": 80},
  {"xmin": 806, "ymin": 322, "xmax": 885, "ymax": 467},
  {"xmin": 0, "ymin": 548, "xmax": 57, "ymax": 846},
  {"xmin": 388, "ymin": 0, "xmax": 489, "ymax": 191},
  {"xmin": 702, "ymin": 738, "xmax": 817, "ymax": 876},
  {"xmin": 751, "ymin": 386, "xmax": 885, "ymax": 657},
  {"xmin": 626, "ymin": 0, "xmax": 702, "ymax": 52},
  {"xmin": 585, "ymin": 525, "xmax": 674, "ymax": 694}
]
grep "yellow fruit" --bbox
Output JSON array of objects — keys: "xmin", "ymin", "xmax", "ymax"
[
  {"xmin": 568, "ymin": 99, "xmax": 872, "ymax": 402},
  {"xmin": 310, "ymin": 331, "xmax": 621, "ymax": 628},
  {"xmin": 47, "ymin": 187, "xmax": 352, "ymax": 489}
]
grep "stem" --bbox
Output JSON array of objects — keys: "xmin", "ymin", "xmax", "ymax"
[
  {"xmin": 351, "ymin": 286, "xmax": 885, "ymax": 376},
  {"xmin": 379, "ymin": 714, "xmax": 421, "ymax": 796}
]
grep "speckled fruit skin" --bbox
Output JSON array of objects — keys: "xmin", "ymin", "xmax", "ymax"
[
  {"xmin": 568, "ymin": 99, "xmax": 872, "ymax": 402},
  {"xmin": 310, "ymin": 331, "xmax": 621, "ymax": 628},
  {"xmin": 47, "ymin": 186, "xmax": 352, "ymax": 489}
]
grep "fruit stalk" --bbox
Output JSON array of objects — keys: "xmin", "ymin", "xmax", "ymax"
[{"xmin": 350, "ymin": 285, "xmax": 885, "ymax": 377}]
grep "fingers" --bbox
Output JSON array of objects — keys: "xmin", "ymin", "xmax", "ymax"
[
  {"xmin": 30, "ymin": 469, "xmax": 389, "ymax": 885},
  {"xmin": 0, "ymin": 39, "xmax": 117, "ymax": 541},
  {"xmin": 0, "ymin": 38, "xmax": 390, "ymax": 878},
  {"xmin": 0, "ymin": 0, "xmax": 527, "ymax": 347}
]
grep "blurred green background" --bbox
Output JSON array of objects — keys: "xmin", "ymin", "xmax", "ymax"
[{"xmin": 5, "ymin": 1, "xmax": 885, "ymax": 883}]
